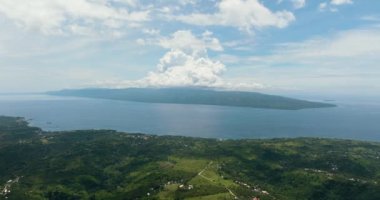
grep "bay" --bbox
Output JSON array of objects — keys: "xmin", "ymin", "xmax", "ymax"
[{"xmin": 0, "ymin": 94, "xmax": 379, "ymax": 141}]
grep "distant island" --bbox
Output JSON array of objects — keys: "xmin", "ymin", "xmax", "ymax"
[
  {"xmin": 47, "ymin": 88, "xmax": 336, "ymax": 110},
  {"xmin": 1, "ymin": 116, "xmax": 380, "ymax": 200}
]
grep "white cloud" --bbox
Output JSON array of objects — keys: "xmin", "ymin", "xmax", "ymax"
[
  {"xmin": 227, "ymin": 26, "xmax": 380, "ymax": 64},
  {"xmin": 175, "ymin": 0, "xmax": 295, "ymax": 32},
  {"xmin": 319, "ymin": 0, "xmax": 353, "ymax": 12},
  {"xmin": 158, "ymin": 30, "xmax": 223, "ymax": 54},
  {"xmin": 292, "ymin": 0, "xmax": 306, "ymax": 9},
  {"xmin": 114, "ymin": 0, "xmax": 139, "ymax": 7},
  {"xmin": 140, "ymin": 49, "xmax": 226, "ymax": 88},
  {"xmin": 0, "ymin": 0, "xmax": 150, "ymax": 36},
  {"xmin": 273, "ymin": 28, "xmax": 380, "ymax": 59},
  {"xmin": 225, "ymin": 27, "xmax": 380, "ymax": 93},
  {"xmin": 319, "ymin": 2, "xmax": 328, "ymax": 11},
  {"xmin": 179, "ymin": 0, "xmax": 198, "ymax": 6},
  {"xmin": 106, "ymin": 30, "xmax": 263, "ymax": 90},
  {"xmin": 331, "ymin": 0, "xmax": 353, "ymax": 5},
  {"xmin": 136, "ymin": 38, "xmax": 147, "ymax": 45},
  {"xmin": 135, "ymin": 30, "xmax": 226, "ymax": 88},
  {"xmin": 142, "ymin": 28, "xmax": 160, "ymax": 35},
  {"xmin": 136, "ymin": 30, "xmax": 224, "ymax": 53}
]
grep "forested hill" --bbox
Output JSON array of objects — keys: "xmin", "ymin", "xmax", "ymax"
[
  {"xmin": 1, "ymin": 116, "xmax": 380, "ymax": 200},
  {"xmin": 47, "ymin": 88, "xmax": 335, "ymax": 110}
]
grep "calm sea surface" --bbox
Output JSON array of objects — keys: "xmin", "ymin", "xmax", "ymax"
[{"xmin": 0, "ymin": 94, "xmax": 379, "ymax": 141}]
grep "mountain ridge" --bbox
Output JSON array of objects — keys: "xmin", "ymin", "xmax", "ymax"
[{"xmin": 47, "ymin": 87, "xmax": 336, "ymax": 110}]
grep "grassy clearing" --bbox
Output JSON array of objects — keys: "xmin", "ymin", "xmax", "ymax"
[{"xmin": 169, "ymin": 157, "xmax": 210, "ymax": 173}]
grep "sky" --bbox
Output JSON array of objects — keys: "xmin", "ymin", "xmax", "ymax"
[{"xmin": 0, "ymin": 0, "xmax": 379, "ymax": 97}]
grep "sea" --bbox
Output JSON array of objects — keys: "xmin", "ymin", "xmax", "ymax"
[{"xmin": 0, "ymin": 94, "xmax": 379, "ymax": 141}]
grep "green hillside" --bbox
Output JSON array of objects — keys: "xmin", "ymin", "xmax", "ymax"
[{"xmin": 1, "ymin": 116, "xmax": 379, "ymax": 200}]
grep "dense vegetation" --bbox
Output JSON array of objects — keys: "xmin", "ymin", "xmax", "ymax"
[
  {"xmin": 47, "ymin": 88, "xmax": 335, "ymax": 110},
  {"xmin": 1, "ymin": 116, "xmax": 380, "ymax": 200}
]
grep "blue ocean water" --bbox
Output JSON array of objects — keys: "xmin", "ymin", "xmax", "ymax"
[{"xmin": 0, "ymin": 94, "xmax": 379, "ymax": 141}]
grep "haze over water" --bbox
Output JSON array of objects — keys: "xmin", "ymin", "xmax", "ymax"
[{"xmin": 0, "ymin": 94, "xmax": 379, "ymax": 141}]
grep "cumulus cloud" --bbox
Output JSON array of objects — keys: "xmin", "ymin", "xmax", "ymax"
[
  {"xmin": 138, "ymin": 30, "xmax": 226, "ymax": 88},
  {"xmin": 0, "ymin": 0, "xmax": 150, "ymax": 36},
  {"xmin": 140, "ymin": 49, "xmax": 226, "ymax": 88},
  {"xmin": 105, "ymin": 30, "xmax": 263, "ymax": 90},
  {"xmin": 175, "ymin": 0, "xmax": 295, "ymax": 32}
]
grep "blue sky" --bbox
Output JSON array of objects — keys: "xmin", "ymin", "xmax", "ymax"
[{"xmin": 0, "ymin": 0, "xmax": 379, "ymax": 96}]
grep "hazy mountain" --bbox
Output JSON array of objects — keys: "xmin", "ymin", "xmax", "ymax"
[{"xmin": 47, "ymin": 88, "xmax": 336, "ymax": 110}]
